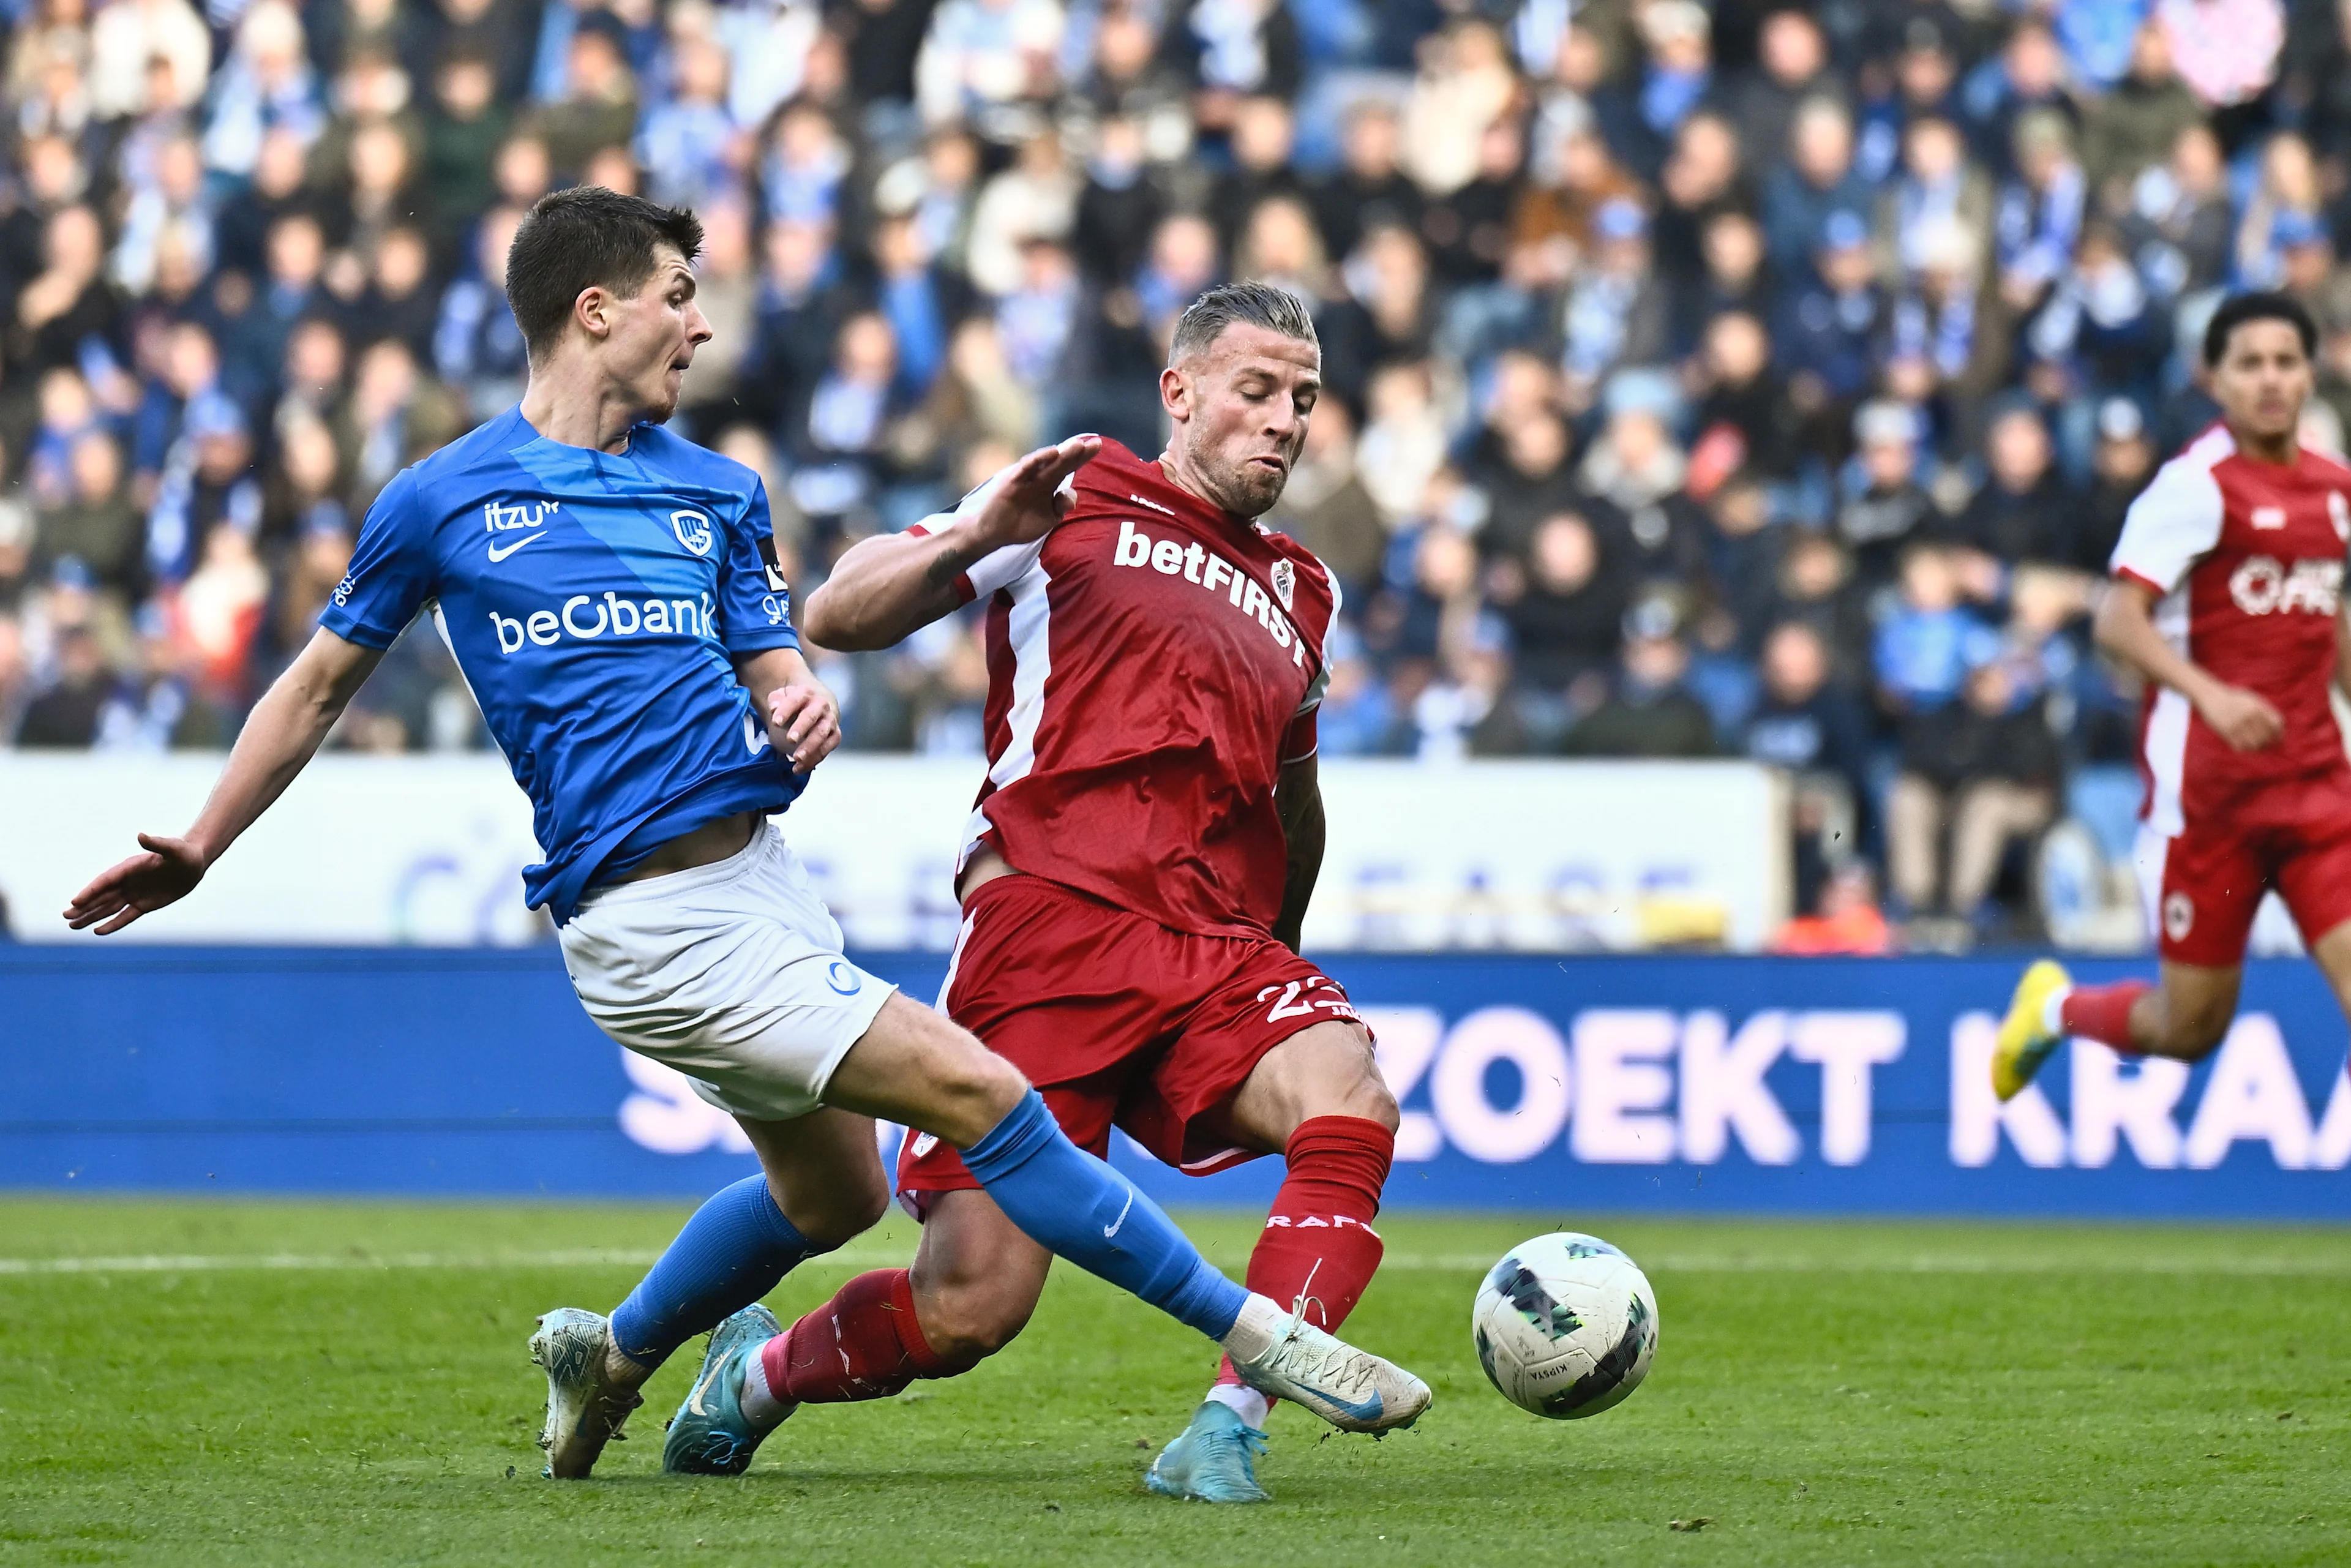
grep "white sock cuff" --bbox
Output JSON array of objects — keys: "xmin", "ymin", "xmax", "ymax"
[
  {"xmin": 2041, "ymin": 985, "xmax": 2072, "ymax": 1038},
  {"xmin": 1219, "ymin": 1292, "xmax": 1286, "ymax": 1363},
  {"xmin": 1205, "ymin": 1383, "xmax": 1270, "ymax": 1430},
  {"xmin": 736, "ymin": 1338, "xmax": 789, "ymax": 1430}
]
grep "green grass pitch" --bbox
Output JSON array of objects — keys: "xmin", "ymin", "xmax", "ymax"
[{"xmin": 2, "ymin": 1198, "xmax": 2347, "ymax": 1566}]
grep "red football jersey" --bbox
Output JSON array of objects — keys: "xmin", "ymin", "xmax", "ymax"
[
  {"xmin": 2111, "ymin": 424, "xmax": 2351, "ymax": 832},
  {"xmin": 909, "ymin": 438, "xmax": 1337, "ymax": 938}
]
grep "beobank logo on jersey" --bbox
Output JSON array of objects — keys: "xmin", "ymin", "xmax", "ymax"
[
  {"xmin": 1112, "ymin": 518, "xmax": 1307, "ymax": 666},
  {"xmin": 2227, "ymin": 555, "xmax": 2342, "ymax": 617},
  {"xmin": 487, "ymin": 590, "xmax": 718, "ymax": 654}
]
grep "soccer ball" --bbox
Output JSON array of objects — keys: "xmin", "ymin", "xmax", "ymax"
[{"xmin": 1471, "ymin": 1232, "xmax": 1659, "ymax": 1420}]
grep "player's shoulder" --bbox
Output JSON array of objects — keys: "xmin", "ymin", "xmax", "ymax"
[
  {"xmin": 2298, "ymin": 444, "xmax": 2351, "ymax": 486},
  {"xmin": 396, "ymin": 407, "xmax": 531, "ymax": 508},
  {"xmin": 1072, "ymin": 435, "xmax": 1160, "ymax": 493},
  {"xmin": 631, "ymin": 421, "xmax": 763, "ymax": 493},
  {"xmin": 2134, "ymin": 426, "xmax": 2234, "ymax": 516}
]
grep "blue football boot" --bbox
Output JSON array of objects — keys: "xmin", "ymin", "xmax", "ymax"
[
  {"xmin": 662, "ymin": 1304, "xmax": 785, "ymax": 1476},
  {"xmin": 1146, "ymin": 1400, "xmax": 1272, "ymax": 1502}
]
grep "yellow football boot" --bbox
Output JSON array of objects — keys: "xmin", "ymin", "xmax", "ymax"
[{"xmin": 1992, "ymin": 959, "xmax": 2071, "ymax": 1101}]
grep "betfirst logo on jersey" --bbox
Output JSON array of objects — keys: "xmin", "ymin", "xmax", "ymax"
[
  {"xmin": 2227, "ymin": 555, "xmax": 2342, "ymax": 617},
  {"xmin": 487, "ymin": 590, "xmax": 718, "ymax": 653},
  {"xmin": 1111, "ymin": 517, "xmax": 1307, "ymax": 666}
]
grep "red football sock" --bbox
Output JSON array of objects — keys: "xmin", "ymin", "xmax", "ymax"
[
  {"xmin": 1212, "ymin": 1114, "xmax": 1393, "ymax": 1392},
  {"xmin": 2060, "ymin": 980, "xmax": 2153, "ymax": 1052},
  {"xmin": 760, "ymin": 1269, "xmax": 952, "ymax": 1405}
]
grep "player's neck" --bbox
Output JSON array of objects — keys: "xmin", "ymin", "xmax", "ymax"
[
  {"xmin": 1155, "ymin": 452, "xmax": 1259, "ymax": 524},
  {"xmin": 519, "ymin": 363, "xmax": 645, "ymax": 456},
  {"xmin": 2227, "ymin": 419, "xmax": 2299, "ymax": 467}
]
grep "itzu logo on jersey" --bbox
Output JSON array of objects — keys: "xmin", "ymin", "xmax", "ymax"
[
  {"xmin": 2227, "ymin": 555, "xmax": 2342, "ymax": 616},
  {"xmin": 483, "ymin": 498, "xmax": 558, "ymax": 531}
]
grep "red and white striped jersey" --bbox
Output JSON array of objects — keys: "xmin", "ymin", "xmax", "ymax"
[
  {"xmin": 2111, "ymin": 423, "xmax": 2351, "ymax": 833},
  {"xmin": 909, "ymin": 438, "xmax": 1338, "ymax": 939}
]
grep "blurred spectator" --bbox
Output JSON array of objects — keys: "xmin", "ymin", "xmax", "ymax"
[
  {"xmin": 1887, "ymin": 656, "xmax": 2063, "ymax": 926},
  {"xmin": 1942, "ymin": 405, "xmax": 2077, "ymax": 571},
  {"xmin": 2085, "ymin": 22, "xmax": 2207, "ymax": 194},
  {"xmin": 1561, "ymin": 590, "xmax": 1717, "ymax": 758},
  {"xmin": 1875, "ymin": 543, "xmax": 1996, "ymax": 716},
  {"xmin": 1835, "ymin": 400, "xmax": 1935, "ymax": 591}
]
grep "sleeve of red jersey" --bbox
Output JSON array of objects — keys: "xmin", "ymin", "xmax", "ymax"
[
  {"xmin": 1278, "ymin": 555, "xmax": 1339, "ymax": 765},
  {"xmin": 2108, "ymin": 454, "xmax": 2225, "ymax": 596},
  {"xmin": 902, "ymin": 465, "xmax": 1063, "ymax": 603}
]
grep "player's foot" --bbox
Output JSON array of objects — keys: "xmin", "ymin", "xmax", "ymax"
[
  {"xmin": 662, "ymin": 1304, "xmax": 786, "ymax": 1476},
  {"xmin": 1145, "ymin": 1400, "xmax": 1272, "ymax": 1502},
  {"xmin": 530, "ymin": 1307, "xmax": 644, "ymax": 1479},
  {"xmin": 1228, "ymin": 1304, "xmax": 1430, "ymax": 1434},
  {"xmin": 1993, "ymin": 958, "xmax": 2072, "ymax": 1102}
]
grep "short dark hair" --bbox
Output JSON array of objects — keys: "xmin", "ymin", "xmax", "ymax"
[
  {"xmin": 1168, "ymin": 280, "xmax": 1318, "ymax": 366},
  {"xmin": 2203, "ymin": 290, "xmax": 2318, "ymax": 369},
  {"xmin": 504, "ymin": 187, "xmax": 704, "ymax": 358}
]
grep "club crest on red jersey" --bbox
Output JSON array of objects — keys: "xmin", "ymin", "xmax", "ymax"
[{"xmin": 1271, "ymin": 558, "xmax": 1295, "ymax": 611}]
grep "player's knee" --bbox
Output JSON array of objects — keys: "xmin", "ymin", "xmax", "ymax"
[
  {"xmin": 924, "ymin": 1031, "xmax": 1030, "ymax": 1146},
  {"xmin": 786, "ymin": 1169, "xmax": 890, "ymax": 1251},
  {"xmin": 2165, "ymin": 1011, "xmax": 2232, "ymax": 1060},
  {"xmin": 1307, "ymin": 1026, "xmax": 1400, "ymax": 1133},
  {"xmin": 914, "ymin": 1283, "xmax": 1035, "ymax": 1366}
]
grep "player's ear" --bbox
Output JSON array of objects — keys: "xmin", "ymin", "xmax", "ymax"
[
  {"xmin": 575, "ymin": 285, "xmax": 612, "ymax": 342},
  {"xmin": 1160, "ymin": 364, "xmax": 1189, "ymax": 423}
]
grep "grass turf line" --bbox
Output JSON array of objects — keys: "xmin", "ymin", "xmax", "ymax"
[{"xmin": 1, "ymin": 1198, "xmax": 2345, "ymax": 1566}]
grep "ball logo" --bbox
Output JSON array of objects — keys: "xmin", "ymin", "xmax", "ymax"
[
  {"xmin": 825, "ymin": 960, "xmax": 862, "ymax": 996},
  {"xmin": 2164, "ymin": 892, "xmax": 2194, "ymax": 942},
  {"xmin": 670, "ymin": 508, "xmax": 713, "ymax": 556}
]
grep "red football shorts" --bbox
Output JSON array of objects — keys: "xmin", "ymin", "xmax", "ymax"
[
  {"xmin": 896, "ymin": 873, "xmax": 1361, "ymax": 1210},
  {"xmin": 2141, "ymin": 798, "xmax": 2351, "ymax": 967}
]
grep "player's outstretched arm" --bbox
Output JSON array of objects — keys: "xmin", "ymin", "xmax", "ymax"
[
  {"xmin": 1271, "ymin": 753, "xmax": 1325, "ymax": 953},
  {"xmin": 63, "ymin": 628, "xmax": 383, "ymax": 933},
  {"xmin": 2094, "ymin": 577, "xmax": 2283, "ymax": 752},
  {"xmin": 802, "ymin": 435, "xmax": 1100, "ymax": 651},
  {"xmin": 735, "ymin": 647, "xmax": 841, "ymax": 775}
]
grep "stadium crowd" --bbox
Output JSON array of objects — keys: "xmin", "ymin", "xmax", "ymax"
[{"xmin": 0, "ymin": 0, "xmax": 2344, "ymax": 942}]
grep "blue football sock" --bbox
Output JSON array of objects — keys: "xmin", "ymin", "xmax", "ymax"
[
  {"xmin": 609, "ymin": 1174, "xmax": 824, "ymax": 1368},
  {"xmin": 959, "ymin": 1089, "xmax": 1248, "ymax": 1341}
]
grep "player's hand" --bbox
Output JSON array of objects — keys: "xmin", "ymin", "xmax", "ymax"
[
  {"xmin": 62, "ymin": 833, "xmax": 208, "ymax": 935},
  {"xmin": 2197, "ymin": 683, "xmax": 2285, "ymax": 752},
  {"xmin": 767, "ymin": 680, "xmax": 841, "ymax": 773},
  {"xmin": 967, "ymin": 435, "xmax": 1102, "ymax": 549}
]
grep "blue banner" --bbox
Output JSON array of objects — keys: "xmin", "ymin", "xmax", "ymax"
[{"xmin": 4, "ymin": 949, "xmax": 2347, "ymax": 1217}]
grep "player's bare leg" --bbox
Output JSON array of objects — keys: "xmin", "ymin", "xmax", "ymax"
[
  {"xmin": 1151, "ymin": 1019, "xmax": 1400, "ymax": 1502},
  {"xmin": 1994, "ymin": 926, "xmax": 2351, "ymax": 1100},
  {"xmin": 535, "ymin": 1107, "xmax": 887, "ymax": 1477}
]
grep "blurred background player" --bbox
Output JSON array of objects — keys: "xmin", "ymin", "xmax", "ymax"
[
  {"xmin": 1995, "ymin": 291, "xmax": 2351, "ymax": 1098},
  {"xmin": 61, "ymin": 193, "xmax": 1428, "ymax": 1484},
  {"xmin": 657, "ymin": 283, "xmax": 1397, "ymax": 1505}
]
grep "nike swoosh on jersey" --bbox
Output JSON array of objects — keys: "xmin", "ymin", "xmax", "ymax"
[
  {"xmin": 1103, "ymin": 1187, "xmax": 1136, "ymax": 1239},
  {"xmin": 487, "ymin": 531, "xmax": 547, "ymax": 562},
  {"xmin": 743, "ymin": 716, "xmax": 770, "ymax": 755}
]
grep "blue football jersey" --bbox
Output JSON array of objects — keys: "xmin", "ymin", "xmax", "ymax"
[{"xmin": 319, "ymin": 406, "xmax": 805, "ymax": 923}]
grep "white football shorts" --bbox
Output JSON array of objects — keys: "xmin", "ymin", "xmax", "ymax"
[{"xmin": 558, "ymin": 823, "xmax": 895, "ymax": 1122}]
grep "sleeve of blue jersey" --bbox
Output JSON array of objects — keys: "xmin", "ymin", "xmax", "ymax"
[
  {"xmin": 716, "ymin": 479, "xmax": 801, "ymax": 656},
  {"xmin": 318, "ymin": 468, "xmax": 434, "ymax": 650}
]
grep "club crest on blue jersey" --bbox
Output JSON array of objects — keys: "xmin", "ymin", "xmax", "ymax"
[{"xmin": 671, "ymin": 508, "xmax": 714, "ymax": 555}]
